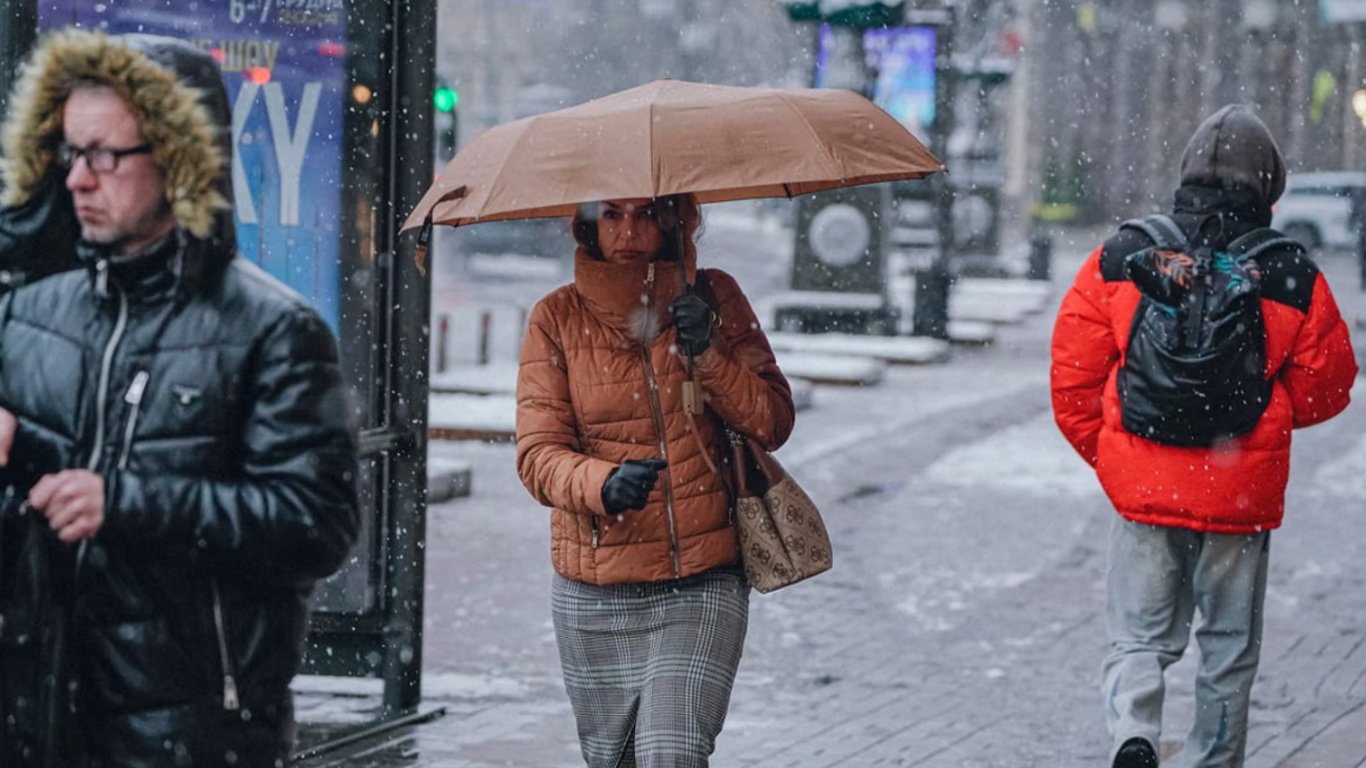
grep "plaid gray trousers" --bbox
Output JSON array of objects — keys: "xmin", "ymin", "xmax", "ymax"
[{"xmin": 552, "ymin": 566, "xmax": 750, "ymax": 768}]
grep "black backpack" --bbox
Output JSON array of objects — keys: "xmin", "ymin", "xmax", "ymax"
[{"xmin": 1116, "ymin": 214, "xmax": 1300, "ymax": 446}]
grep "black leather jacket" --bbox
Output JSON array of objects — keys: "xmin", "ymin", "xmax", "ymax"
[{"xmin": 0, "ymin": 234, "xmax": 359, "ymax": 766}]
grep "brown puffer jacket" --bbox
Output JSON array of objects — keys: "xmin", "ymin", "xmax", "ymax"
[{"xmin": 516, "ymin": 247, "xmax": 794, "ymax": 585}]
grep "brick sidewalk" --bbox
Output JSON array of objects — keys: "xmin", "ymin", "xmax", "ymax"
[{"xmin": 295, "ymin": 248, "xmax": 1366, "ymax": 767}]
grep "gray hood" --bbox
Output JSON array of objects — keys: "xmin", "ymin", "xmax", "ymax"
[{"xmin": 1178, "ymin": 104, "xmax": 1286, "ymax": 206}]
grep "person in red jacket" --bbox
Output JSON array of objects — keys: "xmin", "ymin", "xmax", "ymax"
[{"xmin": 1051, "ymin": 105, "xmax": 1357, "ymax": 768}]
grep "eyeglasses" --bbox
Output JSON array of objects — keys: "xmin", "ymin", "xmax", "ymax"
[{"xmin": 56, "ymin": 142, "xmax": 153, "ymax": 174}]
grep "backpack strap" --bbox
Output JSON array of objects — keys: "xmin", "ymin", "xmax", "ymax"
[
  {"xmin": 1120, "ymin": 214, "xmax": 1187, "ymax": 251},
  {"xmin": 1224, "ymin": 228, "xmax": 1304, "ymax": 262}
]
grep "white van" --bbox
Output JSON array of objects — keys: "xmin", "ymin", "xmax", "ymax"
[{"xmin": 1271, "ymin": 172, "xmax": 1366, "ymax": 250}]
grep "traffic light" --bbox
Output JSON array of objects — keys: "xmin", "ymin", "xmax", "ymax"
[
  {"xmin": 433, "ymin": 83, "xmax": 458, "ymax": 113},
  {"xmin": 434, "ymin": 81, "xmax": 459, "ymax": 161}
]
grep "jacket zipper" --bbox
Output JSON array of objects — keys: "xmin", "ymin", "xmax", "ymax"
[
  {"xmin": 87, "ymin": 280, "xmax": 129, "ymax": 471},
  {"xmin": 118, "ymin": 370, "xmax": 150, "ymax": 470},
  {"xmin": 63, "ymin": 273, "xmax": 130, "ymax": 715},
  {"xmin": 641, "ymin": 264, "xmax": 681, "ymax": 577},
  {"xmin": 210, "ymin": 579, "xmax": 241, "ymax": 711},
  {"xmin": 725, "ymin": 428, "xmax": 744, "ymax": 524}
]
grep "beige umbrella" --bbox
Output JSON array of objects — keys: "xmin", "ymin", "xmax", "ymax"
[{"xmin": 403, "ymin": 78, "xmax": 945, "ymax": 244}]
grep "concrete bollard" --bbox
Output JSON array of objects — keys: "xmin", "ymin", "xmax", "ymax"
[{"xmin": 1028, "ymin": 229, "xmax": 1053, "ymax": 281}]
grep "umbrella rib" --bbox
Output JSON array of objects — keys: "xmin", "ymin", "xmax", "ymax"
[
  {"xmin": 775, "ymin": 91, "xmax": 844, "ymax": 180},
  {"xmin": 650, "ymin": 95, "xmax": 658, "ymax": 197},
  {"xmin": 482, "ymin": 116, "xmax": 555, "ymax": 218}
]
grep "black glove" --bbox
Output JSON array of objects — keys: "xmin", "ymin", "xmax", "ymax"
[
  {"xmin": 601, "ymin": 458, "xmax": 668, "ymax": 515},
  {"xmin": 669, "ymin": 293, "xmax": 714, "ymax": 356}
]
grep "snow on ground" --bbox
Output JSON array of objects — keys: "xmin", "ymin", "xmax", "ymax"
[
  {"xmin": 1308, "ymin": 380, "xmax": 1366, "ymax": 498},
  {"xmin": 921, "ymin": 411, "xmax": 1101, "ymax": 499}
]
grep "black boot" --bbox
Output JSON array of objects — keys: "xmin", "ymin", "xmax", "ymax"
[{"xmin": 1112, "ymin": 737, "xmax": 1158, "ymax": 768}]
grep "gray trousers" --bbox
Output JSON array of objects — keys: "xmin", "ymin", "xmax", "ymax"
[
  {"xmin": 1102, "ymin": 518, "xmax": 1269, "ymax": 768},
  {"xmin": 552, "ymin": 567, "xmax": 750, "ymax": 768}
]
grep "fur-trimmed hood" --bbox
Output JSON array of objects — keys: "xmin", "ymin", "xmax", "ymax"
[{"xmin": 1, "ymin": 29, "xmax": 234, "ymax": 250}]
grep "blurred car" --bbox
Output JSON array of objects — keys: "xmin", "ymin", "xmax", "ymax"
[
  {"xmin": 1271, "ymin": 171, "xmax": 1366, "ymax": 250},
  {"xmin": 446, "ymin": 217, "xmax": 576, "ymax": 260}
]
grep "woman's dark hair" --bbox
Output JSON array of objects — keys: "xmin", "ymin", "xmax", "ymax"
[{"xmin": 571, "ymin": 194, "xmax": 702, "ymax": 261}]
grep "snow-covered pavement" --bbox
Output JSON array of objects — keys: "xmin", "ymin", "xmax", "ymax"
[{"xmin": 297, "ymin": 225, "xmax": 1366, "ymax": 767}]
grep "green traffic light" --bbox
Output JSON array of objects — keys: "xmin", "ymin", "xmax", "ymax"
[{"xmin": 434, "ymin": 86, "xmax": 458, "ymax": 113}]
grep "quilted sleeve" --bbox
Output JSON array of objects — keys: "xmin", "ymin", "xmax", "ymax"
[
  {"xmin": 515, "ymin": 296, "xmax": 617, "ymax": 516},
  {"xmin": 690, "ymin": 269, "xmax": 795, "ymax": 451},
  {"xmin": 1282, "ymin": 272, "xmax": 1357, "ymax": 428}
]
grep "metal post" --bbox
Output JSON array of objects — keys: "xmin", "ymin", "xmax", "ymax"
[
  {"xmin": 436, "ymin": 314, "xmax": 449, "ymax": 373},
  {"xmin": 913, "ymin": 9, "xmax": 956, "ymax": 340},
  {"xmin": 1358, "ymin": 211, "xmax": 1366, "ymax": 291},
  {"xmin": 381, "ymin": 0, "xmax": 435, "ymax": 718},
  {"xmin": 1345, "ymin": 24, "xmax": 1363, "ymax": 172},
  {"xmin": 478, "ymin": 309, "xmax": 492, "ymax": 366}
]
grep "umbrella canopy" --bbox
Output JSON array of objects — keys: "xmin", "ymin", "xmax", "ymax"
[{"xmin": 402, "ymin": 79, "xmax": 944, "ymax": 232}]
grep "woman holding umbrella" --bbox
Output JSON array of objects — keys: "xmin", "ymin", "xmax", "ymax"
[
  {"xmin": 407, "ymin": 77, "xmax": 941, "ymax": 765},
  {"xmin": 515, "ymin": 193, "xmax": 795, "ymax": 766}
]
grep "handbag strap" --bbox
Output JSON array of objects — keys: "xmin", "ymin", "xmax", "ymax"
[{"xmin": 683, "ymin": 407, "xmax": 721, "ymax": 478}]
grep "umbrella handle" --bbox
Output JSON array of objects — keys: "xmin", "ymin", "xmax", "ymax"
[
  {"xmin": 676, "ymin": 225, "xmax": 691, "ymax": 294},
  {"xmin": 412, "ymin": 186, "xmax": 468, "ymax": 276},
  {"xmin": 414, "ymin": 213, "xmax": 434, "ymax": 276}
]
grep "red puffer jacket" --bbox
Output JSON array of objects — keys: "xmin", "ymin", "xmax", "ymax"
[{"xmin": 1052, "ymin": 226, "xmax": 1356, "ymax": 533}]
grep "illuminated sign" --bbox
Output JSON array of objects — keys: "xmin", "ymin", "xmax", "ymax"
[{"xmin": 38, "ymin": 0, "xmax": 347, "ymax": 330}]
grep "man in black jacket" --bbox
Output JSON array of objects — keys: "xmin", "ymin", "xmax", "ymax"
[{"xmin": 0, "ymin": 29, "xmax": 359, "ymax": 767}]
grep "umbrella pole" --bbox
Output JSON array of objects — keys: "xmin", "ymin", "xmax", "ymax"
[
  {"xmin": 678, "ymin": 224, "xmax": 703, "ymax": 416},
  {"xmin": 677, "ymin": 225, "xmax": 692, "ymax": 294}
]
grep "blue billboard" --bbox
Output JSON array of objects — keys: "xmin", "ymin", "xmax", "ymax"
[
  {"xmin": 37, "ymin": 0, "xmax": 346, "ymax": 330},
  {"xmin": 815, "ymin": 25, "xmax": 937, "ymax": 139}
]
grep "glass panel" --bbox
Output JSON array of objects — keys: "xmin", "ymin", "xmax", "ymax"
[
  {"xmin": 36, "ymin": 0, "xmax": 389, "ymax": 616},
  {"xmin": 310, "ymin": 456, "xmax": 381, "ymax": 615}
]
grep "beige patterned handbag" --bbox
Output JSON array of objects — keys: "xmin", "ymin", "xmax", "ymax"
[
  {"xmin": 687, "ymin": 269, "xmax": 831, "ymax": 592},
  {"xmin": 725, "ymin": 428, "xmax": 833, "ymax": 593}
]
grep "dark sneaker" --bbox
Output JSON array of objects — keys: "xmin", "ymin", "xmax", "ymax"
[{"xmin": 1112, "ymin": 737, "xmax": 1158, "ymax": 768}]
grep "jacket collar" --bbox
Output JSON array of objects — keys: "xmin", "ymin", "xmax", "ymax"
[
  {"xmin": 573, "ymin": 246, "xmax": 697, "ymax": 341},
  {"xmin": 78, "ymin": 231, "xmax": 180, "ymax": 304}
]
